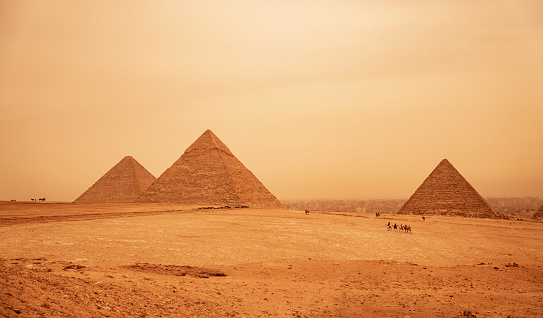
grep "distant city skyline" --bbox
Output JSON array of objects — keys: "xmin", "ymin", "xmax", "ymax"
[
  {"xmin": 282, "ymin": 197, "xmax": 543, "ymax": 214},
  {"xmin": 1, "ymin": 1, "xmax": 542, "ymax": 201}
]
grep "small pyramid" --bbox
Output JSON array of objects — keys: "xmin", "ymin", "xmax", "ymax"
[
  {"xmin": 532, "ymin": 204, "xmax": 543, "ymax": 219},
  {"xmin": 397, "ymin": 159, "xmax": 499, "ymax": 218},
  {"xmin": 138, "ymin": 130, "xmax": 283, "ymax": 208},
  {"xmin": 74, "ymin": 156, "xmax": 156, "ymax": 203}
]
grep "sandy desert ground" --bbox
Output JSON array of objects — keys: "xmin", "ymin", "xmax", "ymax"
[{"xmin": 1, "ymin": 202, "xmax": 543, "ymax": 317}]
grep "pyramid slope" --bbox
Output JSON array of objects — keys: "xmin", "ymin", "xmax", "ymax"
[
  {"xmin": 397, "ymin": 159, "xmax": 499, "ymax": 218},
  {"xmin": 74, "ymin": 156, "xmax": 156, "ymax": 203},
  {"xmin": 532, "ymin": 204, "xmax": 543, "ymax": 219},
  {"xmin": 138, "ymin": 130, "xmax": 283, "ymax": 208}
]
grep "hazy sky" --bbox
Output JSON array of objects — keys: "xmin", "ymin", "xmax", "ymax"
[{"xmin": 1, "ymin": 0, "xmax": 542, "ymax": 201}]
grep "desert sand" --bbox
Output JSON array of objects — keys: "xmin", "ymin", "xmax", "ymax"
[{"xmin": 1, "ymin": 202, "xmax": 543, "ymax": 317}]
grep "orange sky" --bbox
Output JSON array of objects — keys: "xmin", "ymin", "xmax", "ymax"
[{"xmin": 1, "ymin": 0, "xmax": 542, "ymax": 201}]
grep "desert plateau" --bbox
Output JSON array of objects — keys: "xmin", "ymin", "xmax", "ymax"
[
  {"xmin": 2, "ymin": 1, "xmax": 543, "ymax": 317},
  {"xmin": 1, "ymin": 202, "xmax": 542, "ymax": 317}
]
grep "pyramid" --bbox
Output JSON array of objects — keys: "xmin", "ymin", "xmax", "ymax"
[
  {"xmin": 397, "ymin": 159, "xmax": 499, "ymax": 218},
  {"xmin": 74, "ymin": 156, "xmax": 156, "ymax": 203},
  {"xmin": 137, "ymin": 130, "xmax": 283, "ymax": 208},
  {"xmin": 532, "ymin": 204, "xmax": 543, "ymax": 219}
]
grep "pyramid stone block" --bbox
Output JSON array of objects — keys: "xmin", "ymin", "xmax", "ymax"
[
  {"xmin": 532, "ymin": 204, "xmax": 543, "ymax": 219},
  {"xmin": 397, "ymin": 159, "xmax": 499, "ymax": 218},
  {"xmin": 138, "ymin": 130, "xmax": 283, "ymax": 208},
  {"xmin": 74, "ymin": 156, "xmax": 156, "ymax": 203}
]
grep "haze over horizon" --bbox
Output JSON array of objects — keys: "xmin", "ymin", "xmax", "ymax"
[{"xmin": 1, "ymin": 0, "xmax": 542, "ymax": 202}]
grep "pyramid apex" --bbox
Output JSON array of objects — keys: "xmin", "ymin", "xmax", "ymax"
[
  {"xmin": 437, "ymin": 159, "xmax": 456, "ymax": 170},
  {"xmin": 202, "ymin": 129, "xmax": 220, "ymax": 139},
  {"xmin": 120, "ymin": 156, "xmax": 137, "ymax": 165},
  {"xmin": 199, "ymin": 129, "xmax": 218, "ymax": 139},
  {"xmin": 184, "ymin": 129, "xmax": 232, "ymax": 155}
]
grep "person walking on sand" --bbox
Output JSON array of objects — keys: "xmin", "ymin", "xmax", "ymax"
[
  {"xmin": 387, "ymin": 222, "xmax": 391, "ymax": 231},
  {"xmin": 393, "ymin": 223, "xmax": 397, "ymax": 231}
]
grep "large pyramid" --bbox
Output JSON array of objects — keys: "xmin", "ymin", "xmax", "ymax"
[
  {"xmin": 138, "ymin": 130, "xmax": 283, "ymax": 208},
  {"xmin": 532, "ymin": 204, "xmax": 543, "ymax": 219},
  {"xmin": 397, "ymin": 159, "xmax": 499, "ymax": 218},
  {"xmin": 74, "ymin": 156, "xmax": 156, "ymax": 203}
]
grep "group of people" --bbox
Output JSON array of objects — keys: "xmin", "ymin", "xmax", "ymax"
[
  {"xmin": 302, "ymin": 210, "xmax": 412, "ymax": 234},
  {"xmin": 387, "ymin": 222, "xmax": 411, "ymax": 233}
]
